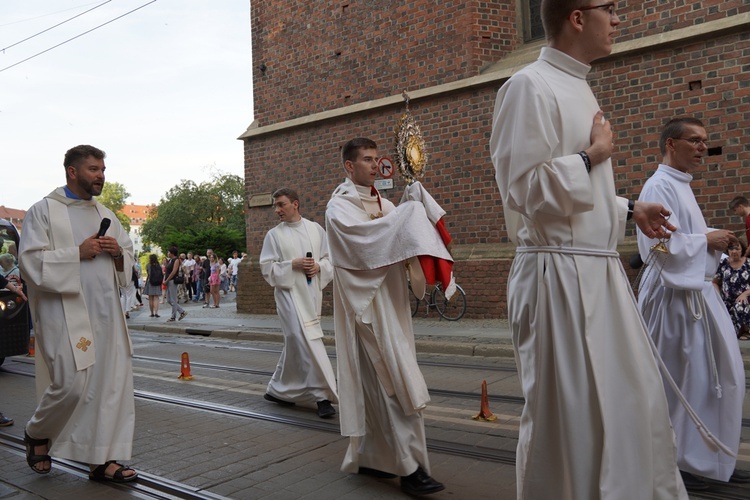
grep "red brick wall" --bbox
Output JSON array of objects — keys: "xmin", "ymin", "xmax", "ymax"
[
  {"xmin": 242, "ymin": 1, "xmax": 750, "ymax": 318},
  {"xmin": 251, "ymin": 1, "xmax": 515, "ymax": 125}
]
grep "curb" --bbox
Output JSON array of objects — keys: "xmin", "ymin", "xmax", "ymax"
[{"xmin": 128, "ymin": 324, "xmax": 516, "ymax": 358}]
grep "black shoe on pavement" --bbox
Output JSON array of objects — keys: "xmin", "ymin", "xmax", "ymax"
[
  {"xmin": 0, "ymin": 413, "xmax": 13, "ymax": 426},
  {"xmin": 358, "ymin": 467, "xmax": 397, "ymax": 479},
  {"xmin": 730, "ymin": 469, "xmax": 750, "ymax": 483},
  {"xmin": 264, "ymin": 393, "xmax": 295, "ymax": 406},
  {"xmin": 680, "ymin": 470, "xmax": 709, "ymax": 491},
  {"xmin": 316, "ymin": 400, "xmax": 336, "ymax": 419},
  {"xmin": 401, "ymin": 466, "xmax": 445, "ymax": 496}
]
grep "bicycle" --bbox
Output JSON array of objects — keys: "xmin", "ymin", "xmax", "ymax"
[{"xmin": 409, "ymin": 281, "xmax": 467, "ymax": 321}]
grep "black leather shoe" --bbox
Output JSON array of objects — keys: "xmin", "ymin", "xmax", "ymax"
[
  {"xmin": 358, "ymin": 467, "xmax": 397, "ymax": 479},
  {"xmin": 730, "ymin": 469, "xmax": 750, "ymax": 483},
  {"xmin": 316, "ymin": 400, "xmax": 336, "ymax": 418},
  {"xmin": 401, "ymin": 466, "xmax": 445, "ymax": 496},
  {"xmin": 264, "ymin": 393, "xmax": 295, "ymax": 406},
  {"xmin": 680, "ymin": 470, "xmax": 709, "ymax": 491}
]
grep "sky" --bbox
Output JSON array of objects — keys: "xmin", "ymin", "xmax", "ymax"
[{"xmin": 0, "ymin": 0, "xmax": 253, "ymax": 209}]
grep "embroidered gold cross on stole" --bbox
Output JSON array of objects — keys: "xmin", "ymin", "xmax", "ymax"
[{"xmin": 76, "ymin": 337, "xmax": 92, "ymax": 352}]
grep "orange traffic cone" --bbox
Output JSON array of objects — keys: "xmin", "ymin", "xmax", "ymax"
[
  {"xmin": 27, "ymin": 332, "xmax": 35, "ymax": 357},
  {"xmin": 472, "ymin": 380, "xmax": 497, "ymax": 422},
  {"xmin": 178, "ymin": 352, "xmax": 193, "ymax": 380}
]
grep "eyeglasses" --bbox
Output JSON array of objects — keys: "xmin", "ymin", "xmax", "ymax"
[
  {"xmin": 579, "ymin": 2, "xmax": 617, "ymax": 17},
  {"xmin": 673, "ymin": 137, "xmax": 709, "ymax": 147}
]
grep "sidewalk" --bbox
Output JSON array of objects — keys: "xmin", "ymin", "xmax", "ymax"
[
  {"xmin": 128, "ymin": 291, "xmax": 514, "ymax": 358},
  {"xmin": 128, "ymin": 292, "xmax": 750, "ymax": 365}
]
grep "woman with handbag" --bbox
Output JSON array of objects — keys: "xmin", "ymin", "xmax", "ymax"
[{"xmin": 164, "ymin": 247, "xmax": 187, "ymax": 322}]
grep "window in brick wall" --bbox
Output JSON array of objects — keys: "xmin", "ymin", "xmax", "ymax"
[{"xmin": 524, "ymin": 0, "xmax": 544, "ymax": 42}]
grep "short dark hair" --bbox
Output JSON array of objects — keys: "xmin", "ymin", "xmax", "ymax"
[
  {"xmin": 342, "ymin": 138, "xmax": 377, "ymax": 164},
  {"xmin": 168, "ymin": 246, "xmax": 178, "ymax": 257},
  {"xmin": 272, "ymin": 187, "xmax": 299, "ymax": 205},
  {"xmin": 541, "ymin": 0, "xmax": 582, "ymax": 41},
  {"xmin": 728, "ymin": 239, "xmax": 747, "ymax": 256},
  {"xmin": 729, "ymin": 196, "xmax": 749, "ymax": 210},
  {"xmin": 63, "ymin": 145, "xmax": 105, "ymax": 169},
  {"xmin": 659, "ymin": 117, "xmax": 705, "ymax": 155}
]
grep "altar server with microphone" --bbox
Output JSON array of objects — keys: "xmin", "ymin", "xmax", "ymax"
[{"xmin": 259, "ymin": 187, "xmax": 338, "ymax": 419}]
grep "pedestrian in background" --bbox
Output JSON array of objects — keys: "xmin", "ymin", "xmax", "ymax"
[
  {"xmin": 728, "ymin": 196, "xmax": 750, "ymax": 255},
  {"xmin": 207, "ymin": 252, "xmax": 221, "ymax": 308},
  {"xmin": 164, "ymin": 246, "xmax": 187, "ymax": 322},
  {"xmin": 184, "ymin": 252, "xmax": 196, "ymax": 301},
  {"xmin": 160, "ymin": 257, "xmax": 168, "ymax": 304},
  {"xmin": 192, "ymin": 256, "xmax": 204, "ymax": 302},
  {"xmin": 144, "ymin": 253, "xmax": 162, "ymax": 318},
  {"xmin": 227, "ymin": 250, "xmax": 241, "ymax": 292},
  {"xmin": 714, "ymin": 241, "xmax": 750, "ymax": 339}
]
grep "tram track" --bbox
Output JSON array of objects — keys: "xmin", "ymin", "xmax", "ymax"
[
  {"xmin": 3, "ymin": 359, "xmax": 749, "ymax": 500},
  {"xmin": 132, "ymin": 354, "xmax": 524, "ymax": 404},
  {"xmin": 1, "ymin": 362, "xmax": 515, "ymax": 465},
  {"xmin": 0, "ymin": 432, "xmax": 228, "ymax": 499}
]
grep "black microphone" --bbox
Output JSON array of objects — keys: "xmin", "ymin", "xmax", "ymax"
[
  {"xmin": 306, "ymin": 252, "xmax": 313, "ymax": 284},
  {"xmin": 97, "ymin": 218, "xmax": 111, "ymax": 238}
]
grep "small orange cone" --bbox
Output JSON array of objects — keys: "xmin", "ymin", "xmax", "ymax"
[
  {"xmin": 178, "ymin": 352, "xmax": 193, "ymax": 380},
  {"xmin": 472, "ymin": 380, "xmax": 497, "ymax": 422},
  {"xmin": 27, "ymin": 332, "xmax": 35, "ymax": 357}
]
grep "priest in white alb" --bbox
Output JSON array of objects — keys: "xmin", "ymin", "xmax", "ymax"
[
  {"xmin": 259, "ymin": 187, "xmax": 338, "ymax": 419},
  {"xmin": 489, "ymin": 1, "xmax": 686, "ymax": 498},
  {"xmin": 326, "ymin": 137, "xmax": 453, "ymax": 496},
  {"xmin": 637, "ymin": 117, "xmax": 747, "ymax": 491},
  {"xmin": 19, "ymin": 145, "xmax": 138, "ymax": 483}
]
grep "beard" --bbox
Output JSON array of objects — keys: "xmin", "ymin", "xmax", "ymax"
[{"xmin": 78, "ymin": 177, "xmax": 103, "ymax": 197}]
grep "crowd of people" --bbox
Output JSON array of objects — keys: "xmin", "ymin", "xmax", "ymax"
[{"xmin": 119, "ymin": 248, "xmax": 246, "ymax": 320}]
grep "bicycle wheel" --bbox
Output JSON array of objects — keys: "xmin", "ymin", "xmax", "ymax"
[
  {"xmin": 433, "ymin": 284, "xmax": 466, "ymax": 321},
  {"xmin": 409, "ymin": 283, "xmax": 420, "ymax": 317}
]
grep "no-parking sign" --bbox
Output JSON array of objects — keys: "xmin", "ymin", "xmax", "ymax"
[{"xmin": 378, "ymin": 156, "xmax": 395, "ymax": 179}]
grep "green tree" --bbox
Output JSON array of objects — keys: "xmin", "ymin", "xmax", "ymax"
[
  {"xmin": 140, "ymin": 172, "xmax": 246, "ymax": 255},
  {"xmin": 98, "ymin": 181, "xmax": 131, "ymax": 232}
]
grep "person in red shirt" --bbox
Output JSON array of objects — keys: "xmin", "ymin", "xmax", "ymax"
[{"xmin": 729, "ymin": 196, "xmax": 750, "ymax": 256}]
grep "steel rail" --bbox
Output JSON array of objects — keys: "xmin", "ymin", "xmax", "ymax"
[{"xmin": 0, "ymin": 433, "xmax": 228, "ymax": 499}]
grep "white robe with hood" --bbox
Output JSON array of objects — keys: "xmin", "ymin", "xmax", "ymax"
[
  {"xmin": 637, "ymin": 164, "xmax": 744, "ymax": 481},
  {"xmin": 19, "ymin": 187, "xmax": 135, "ymax": 464},
  {"xmin": 490, "ymin": 47, "xmax": 686, "ymax": 500}
]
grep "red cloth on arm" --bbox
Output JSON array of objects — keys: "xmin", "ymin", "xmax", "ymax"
[{"xmin": 418, "ymin": 218, "xmax": 453, "ymax": 289}]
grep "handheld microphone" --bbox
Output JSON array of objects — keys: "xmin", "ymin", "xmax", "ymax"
[
  {"xmin": 306, "ymin": 252, "xmax": 313, "ymax": 284},
  {"xmin": 97, "ymin": 218, "xmax": 111, "ymax": 238}
]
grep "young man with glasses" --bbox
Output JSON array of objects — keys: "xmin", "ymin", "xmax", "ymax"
[
  {"xmin": 637, "ymin": 117, "xmax": 748, "ymax": 491},
  {"xmin": 490, "ymin": 1, "xmax": 686, "ymax": 498}
]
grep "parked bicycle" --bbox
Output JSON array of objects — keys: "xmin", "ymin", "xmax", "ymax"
[{"xmin": 408, "ymin": 281, "xmax": 467, "ymax": 321}]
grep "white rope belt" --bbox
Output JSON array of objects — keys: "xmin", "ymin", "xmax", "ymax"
[{"xmin": 515, "ymin": 246, "xmax": 620, "ymax": 258}]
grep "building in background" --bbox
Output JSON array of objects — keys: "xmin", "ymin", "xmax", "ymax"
[
  {"xmin": 239, "ymin": 1, "xmax": 750, "ymax": 318},
  {"xmin": 0, "ymin": 206, "xmax": 25, "ymax": 232},
  {"xmin": 121, "ymin": 204, "xmax": 159, "ymax": 257}
]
